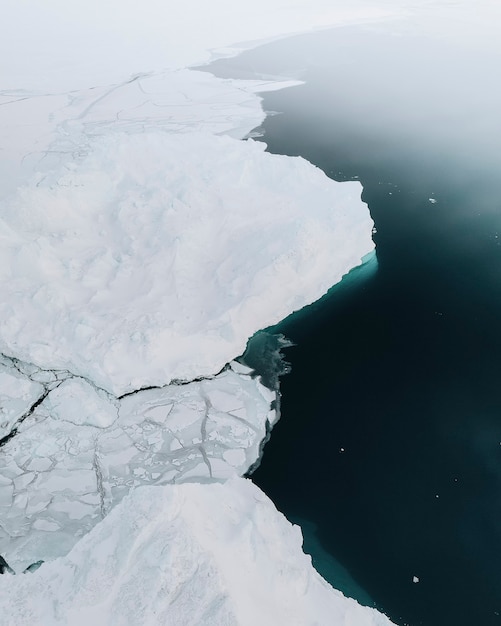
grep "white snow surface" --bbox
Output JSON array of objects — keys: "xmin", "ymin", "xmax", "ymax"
[
  {"xmin": 0, "ymin": 131, "xmax": 371, "ymax": 395},
  {"xmin": 0, "ymin": 355, "xmax": 44, "ymax": 441},
  {"xmin": 0, "ymin": 478, "xmax": 394, "ymax": 626},
  {"xmin": 0, "ymin": 68, "xmax": 300, "ymax": 199},
  {"xmin": 0, "ymin": 1, "xmax": 415, "ymax": 624}
]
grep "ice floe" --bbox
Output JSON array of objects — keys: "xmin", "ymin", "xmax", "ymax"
[
  {"xmin": 0, "ymin": 478, "xmax": 395, "ymax": 626},
  {"xmin": 0, "ymin": 359, "xmax": 276, "ymax": 571},
  {"xmin": 0, "ymin": 0, "xmax": 408, "ymax": 623},
  {"xmin": 0, "ymin": 131, "xmax": 372, "ymax": 396}
]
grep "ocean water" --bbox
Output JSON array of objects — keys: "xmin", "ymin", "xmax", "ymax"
[{"xmin": 205, "ymin": 20, "xmax": 501, "ymax": 626}]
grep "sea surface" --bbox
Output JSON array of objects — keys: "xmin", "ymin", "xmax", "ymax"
[{"xmin": 205, "ymin": 20, "xmax": 501, "ymax": 626}]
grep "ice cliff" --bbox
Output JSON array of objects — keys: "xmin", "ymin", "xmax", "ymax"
[{"xmin": 0, "ymin": 1, "xmax": 397, "ymax": 624}]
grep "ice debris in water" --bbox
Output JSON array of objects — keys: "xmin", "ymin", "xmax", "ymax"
[{"xmin": 238, "ymin": 331, "xmax": 294, "ymax": 391}]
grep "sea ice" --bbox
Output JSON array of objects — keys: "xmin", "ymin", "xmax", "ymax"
[
  {"xmin": 0, "ymin": 359, "xmax": 277, "ymax": 571},
  {"xmin": 0, "ymin": 355, "xmax": 44, "ymax": 442},
  {"xmin": 0, "ymin": 478, "xmax": 395, "ymax": 626},
  {"xmin": 0, "ymin": 131, "xmax": 373, "ymax": 396},
  {"xmin": 0, "ymin": 69, "xmax": 289, "ymax": 199},
  {"xmin": 0, "ymin": 0, "xmax": 412, "ymax": 623}
]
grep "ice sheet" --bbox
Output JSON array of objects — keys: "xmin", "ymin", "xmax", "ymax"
[
  {"xmin": 0, "ymin": 478, "xmax": 395, "ymax": 626},
  {"xmin": 0, "ymin": 360, "xmax": 277, "ymax": 570},
  {"xmin": 0, "ymin": 1, "xmax": 416, "ymax": 623},
  {"xmin": 0, "ymin": 131, "xmax": 373, "ymax": 396}
]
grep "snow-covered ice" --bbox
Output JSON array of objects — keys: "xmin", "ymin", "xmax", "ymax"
[
  {"xmin": 0, "ymin": 0, "xmax": 437, "ymax": 623},
  {"xmin": 0, "ymin": 355, "xmax": 44, "ymax": 442},
  {"xmin": 0, "ymin": 478, "xmax": 395, "ymax": 626},
  {"xmin": 0, "ymin": 131, "xmax": 372, "ymax": 395},
  {"xmin": 0, "ymin": 68, "xmax": 300, "ymax": 199},
  {"xmin": 0, "ymin": 359, "xmax": 276, "ymax": 571}
]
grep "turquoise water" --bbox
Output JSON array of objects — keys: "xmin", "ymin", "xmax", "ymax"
[
  {"xmin": 289, "ymin": 515, "xmax": 376, "ymax": 609},
  {"xmin": 205, "ymin": 23, "xmax": 501, "ymax": 626}
]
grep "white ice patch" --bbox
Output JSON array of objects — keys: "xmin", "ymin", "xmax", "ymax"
[
  {"xmin": 0, "ymin": 70, "xmax": 273, "ymax": 199},
  {"xmin": 0, "ymin": 2, "xmax": 410, "ymax": 623},
  {"xmin": 42, "ymin": 379, "xmax": 118, "ymax": 428},
  {"xmin": 0, "ymin": 356, "xmax": 44, "ymax": 441},
  {"xmin": 0, "ymin": 478, "xmax": 395, "ymax": 626},
  {"xmin": 0, "ymin": 131, "xmax": 373, "ymax": 395}
]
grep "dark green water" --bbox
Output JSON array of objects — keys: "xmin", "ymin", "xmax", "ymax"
[{"xmin": 206, "ymin": 23, "xmax": 501, "ymax": 626}]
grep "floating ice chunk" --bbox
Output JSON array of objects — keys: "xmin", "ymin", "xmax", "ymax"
[
  {"xmin": 223, "ymin": 448, "xmax": 247, "ymax": 467},
  {"xmin": 26, "ymin": 458, "xmax": 53, "ymax": 473},
  {"xmin": 32, "ymin": 520, "xmax": 60, "ymax": 532},
  {"xmin": 43, "ymin": 379, "xmax": 118, "ymax": 428}
]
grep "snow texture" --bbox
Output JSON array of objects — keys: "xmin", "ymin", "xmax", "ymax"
[
  {"xmin": 0, "ymin": 0, "xmax": 380, "ymax": 395},
  {"xmin": 0, "ymin": 68, "xmax": 298, "ymax": 200},
  {"xmin": 0, "ymin": 131, "xmax": 372, "ymax": 395},
  {"xmin": 0, "ymin": 478, "xmax": 395, "ymax": 626}
]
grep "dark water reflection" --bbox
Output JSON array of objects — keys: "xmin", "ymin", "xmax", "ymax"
[{"xmin": 205, "ymin": 23, "xmax": 501, "ymax": 626}]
